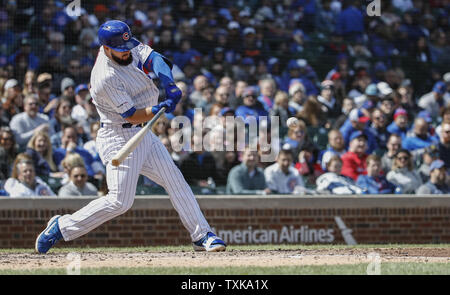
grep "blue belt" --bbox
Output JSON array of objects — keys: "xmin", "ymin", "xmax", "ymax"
[{"xmin": 100, "ymin": 122, "xmax": 145, "ymax": 128}]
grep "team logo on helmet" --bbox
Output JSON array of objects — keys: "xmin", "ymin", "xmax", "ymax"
[{"xmin": 122, "ymin": 32, "xmax": 130, "ymax": 41}]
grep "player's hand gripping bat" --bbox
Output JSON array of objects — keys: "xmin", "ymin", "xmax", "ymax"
[{"xmin": 111, "ymin": 107, "xmax": 166, "ymax": 167}]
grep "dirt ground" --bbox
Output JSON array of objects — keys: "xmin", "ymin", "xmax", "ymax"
[{"xmin": 0, "ymin": 248, "xmax": 449, "ymax": 270}]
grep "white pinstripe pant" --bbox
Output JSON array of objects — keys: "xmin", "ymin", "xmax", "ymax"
[{"xmin": 58, "ymin": 125, "xmax": 211, "ymax": 242}]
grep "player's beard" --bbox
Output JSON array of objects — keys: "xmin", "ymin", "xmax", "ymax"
[{"xmin": 112, "ymin": 52, "xmax": 133, "ymax": 66}]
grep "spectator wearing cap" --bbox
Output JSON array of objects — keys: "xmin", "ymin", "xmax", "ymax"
[
  {"xmin": 284, "ymin": 59, "xmax": 318, "ymax": 96},
  {"xmin": 267, "ymin": 57, "xmax": 284, "ymax": 91},
  {"xmin": 36, "ymin": 76, "xmax": 58, "ymax": 118},
  {"xmin": 402, "ymin": 117, "xmax": 439, "ymax": 152},
  {"xmin": 288, "ymin": 81, "xmax": 307, "ymax": 113},
  {"xmin": 71, "ymin": 91, "xmax": 99, "ymax": 141},
  {"xmin": 264, "ymin": 149, "xmax": 305, "ymax": 194},
  {"xmin": 316, "ymin": 155, "xmax": 364, "ymax": 195},
  {"xmin": 339, "ymin": 108, "xmax": 378, "ymax": 154},
  {"xmin": 368, "ymin": 108, "xmax": 390, "ymax": 150},
  {"xmin": 418, "ymin": 81, "xmax": 449, "ymax": 119},
  {"xmin": 438, "ymin": 120, "xmax": 450, "ymax": 170},
  {"xmin": 9, "ymin": 95, "xmax": 51, "ymax": 149},
  {"xmin": 60, "ymin": 77, "xmax": 75, "ymax": 100},
  {"xmin": 387, "ymin": 108, "xmax": 409, "ymax": 139},
  {"xmin": 71, "ymin": 84, "xmax": 89, "ymax": 122},
  {"xmin": 417, "ymin": 160, "xmax": 450, "ymax": 194},
  {"xmin": 241, "ymin": 27, "xmax": 263, "ymax": 60},
  {"xmin": 317, "ymin": 0, "xmax": 341, "ymax": 34},
  {"xmin": 341, "ymin": 130, "xmax": 369, "ymax": 181},
  {"xmin": 356, "ymin": 155, "xmax": 399, "ymax": 194},
  {"xmin": 8, "ymin": 38, "xmax": 39, "ymax": 71},
  {"xmin": 173, "ymin": 39, "xmax": 202, "ymax": 70},
  {"xmin": 417, "ymin": 145, "xmax": 441, "ymax": 183},
  {"xmin": 317, "ymin": 80, "xmax": 342, "ymax": 123},
  {"xmin": 319, "ymin": 129, "xmax": 347, "ymax": 171},
  {"xmin": 1, "ymin": 79, "xmax": 23, "ymax": 123},
  {"xmin": 381, "ymin": 134, "xmax": 402, "ymax": 174},
  {"xmin": 226, "ymin": 148, "xmax": 270, "ymax": 195},
  {"xmin": 379, "ymin": 95, "xmax": 395, "ymax": 122},
  {"xmin": 234, "ymin": 57, "xmax": 256, "ymax": 84},
  {"xmin": 354, "ymin": 84, "xmax": 380, "ymax": 109},
  {"xmin": 235, "ymin": 87, "xmax": 268, "ymax": 125},
  {"xmin": 226, "ymin": 21, "xmax": 242, "ymax": 50},
  {"xmin": 386, "ymin": 149, "xmax": 422, "ymax": 194}
]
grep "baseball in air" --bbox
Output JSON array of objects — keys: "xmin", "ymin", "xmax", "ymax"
[{"xmin": 287, "ymin": 117, "xmax": 299, "ymax": 128}]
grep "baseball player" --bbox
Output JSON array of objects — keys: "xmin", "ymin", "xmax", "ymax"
[{"xmin": 35, "ymin": 20, "xmax": 226, "ymax": 253}]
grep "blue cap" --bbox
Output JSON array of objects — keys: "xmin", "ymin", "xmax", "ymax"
[
  {"xmin": 418, "ymin": 110, "xmax": 432, "ymax": 123},
  {"xmin": 219, "ymin": 107, "xmax": 235, "ymax": 116},
  {"xmin": 98, "ymin": 20, "xmax": 140, "ymax": 52},
  {"xmin": 362, "ymin": 100, "xmax": 374, "ymax": 110},
  {"xmin": 349, "ymin": 130, "xmax": 368, "ymax": 142},
  {"xmin": 433, "ymin": 81, "xmax": 447, "ymax": 94},
  {"xmin": 241, "ymin": 57, "xmax": 254, "ymax": 65},
  {"xmin": 429, "ymin": 159, "xmax": 445, "ymax": 171},
  {"xmin": 288, "ymin": 59, "xmax": 307, "ymax": 70},
  {"xmin": 365, "ymin": 84, "xmax": 379, "ymax": 96},
  {"xmin": 374, "ymin": 61, "xmax": 387, "ymax": 72},
  {"xmin": 75, "ymin": 84, "xmax": 88, "ymax": 95}
]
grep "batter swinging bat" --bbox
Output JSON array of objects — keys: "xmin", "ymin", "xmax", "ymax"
[{"xmin": 111, "ymin": 107, "xmax": 166, "ymax": 166}]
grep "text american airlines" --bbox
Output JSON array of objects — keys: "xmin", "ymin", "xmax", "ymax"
[{"xmin": 211, "ymin": 216, "xmax": 356, "ymax": 245}]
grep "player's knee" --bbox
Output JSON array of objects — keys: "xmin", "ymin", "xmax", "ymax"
[{"xmin": 109, "ymin": 199, "xmax": 133, "ymax": 215}]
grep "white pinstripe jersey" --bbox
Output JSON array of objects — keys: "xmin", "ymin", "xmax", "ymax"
[{"xmin": 89, "ymin": 43, "xmax": 159, "ymax": 124}]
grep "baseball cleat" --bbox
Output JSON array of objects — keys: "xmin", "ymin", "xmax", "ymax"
[
  {"xmin": 35, "ymin": 215, "xmax": 63, "ymax": 254},
  {"xmin": 193, "ymin": 232, "xmax": 227, "ymax": 252}
]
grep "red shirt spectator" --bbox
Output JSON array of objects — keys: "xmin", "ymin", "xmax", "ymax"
[{"xmin": 341, "ymin": 131, "xmax": 368, "ymax": 180}]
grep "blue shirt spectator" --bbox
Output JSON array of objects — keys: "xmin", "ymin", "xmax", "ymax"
[
  {"xmin": 402, "ymin": 118, "xmax": 439, "ymax": 152},
  {"xmin": 387, "ymin": 108, "xmax": 409, "ymax": 139},
  {"xmin": 335, "ymin": 1, "xmax": 364, "ymax": 40},
  {"xmin": 340, "ymin": 109, "xmax": 378, "ymax": 154},
  {"xmin": 356, "ymin": 155, "xmax": 399, "ymax": 194}
]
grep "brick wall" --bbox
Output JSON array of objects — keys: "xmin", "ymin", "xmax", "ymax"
[{"xmin": 0, "ymin": 195, "xmax": 449, "ymax": 248}]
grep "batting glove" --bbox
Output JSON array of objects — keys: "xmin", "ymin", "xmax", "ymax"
[
  {"xmin": 165, "ymin": 83, "xmax": 182, "ymax": 104},
  {"xmin": 151, "ymin": 99, "xmax": 176, "ymax": 114}
]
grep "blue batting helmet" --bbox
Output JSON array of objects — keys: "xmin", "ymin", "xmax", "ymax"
[{"xmin": 98, "ymin": 20, "xmax": 140, "ymax": 52}]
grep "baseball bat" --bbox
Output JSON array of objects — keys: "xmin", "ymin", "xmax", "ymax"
[{"xmin": 111, "ymin": 107, "xmax": 166, "ymax": 167}]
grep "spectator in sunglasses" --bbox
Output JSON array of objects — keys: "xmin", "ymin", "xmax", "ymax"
[{"xmin": 386, "ymin": 149, "xmax": 422, "ymax": 194}]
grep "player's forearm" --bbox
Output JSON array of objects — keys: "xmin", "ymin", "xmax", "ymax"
[{"xmin": 125, "ymin": 107, "xmax": 156, "ymax": 125}]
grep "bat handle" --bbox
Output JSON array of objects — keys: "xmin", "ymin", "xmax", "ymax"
[{"xmin": 110, "ymin": 106, "xmax": 166, "ymax": 167}]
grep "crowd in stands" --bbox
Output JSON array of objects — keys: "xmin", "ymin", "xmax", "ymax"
[{"xmin": 0, "ymin": 0, "xmax": 449, "ymax": 197}]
